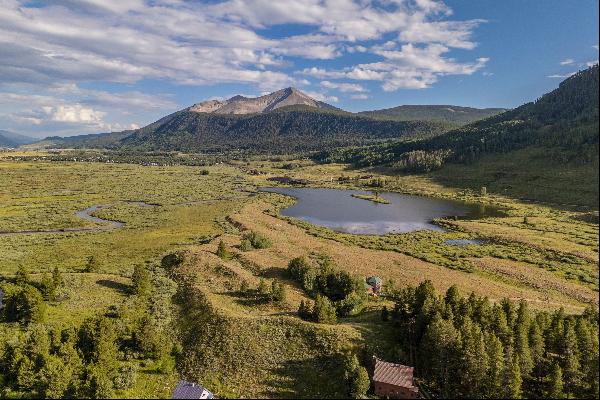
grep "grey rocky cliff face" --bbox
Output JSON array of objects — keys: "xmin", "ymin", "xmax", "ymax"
[{"xmin": 189, "ymin": 87, "xmax": 324, "ymax": 114}]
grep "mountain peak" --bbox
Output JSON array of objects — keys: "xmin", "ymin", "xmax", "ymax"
[{"xmin": 190, "ymin": 87, "xmax": 329, "ymax": 115}]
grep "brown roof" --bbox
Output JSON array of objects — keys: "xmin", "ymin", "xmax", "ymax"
[{"xmin": 372, "ymin": 358, "xmax": 418, "ymax": 390}]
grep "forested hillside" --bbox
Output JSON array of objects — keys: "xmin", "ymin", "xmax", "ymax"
[
  {"xmin": 391, "ymin": 281, "xmax": 599, "ymax": 399},
  {"xmin": 320, "ymin": 65, "xmax": 599, "ymax": 206},
  {"xmin": 34, "ymin": 107, "xmax": 450, "ymax": 154},
  {"xmin": 358, "ymin": 105, "xmax": 506, "ymax": 125}
]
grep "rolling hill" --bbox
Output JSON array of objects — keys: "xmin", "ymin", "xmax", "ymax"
[
  {"xmin": 358, "ymin": 105, "xmax": 507, "ymax": 125},
  {"xmin": 321, "ymin": 65, "xmax": 599, "ymax": 207}
]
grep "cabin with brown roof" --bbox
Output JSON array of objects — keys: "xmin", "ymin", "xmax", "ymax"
[{"xmin": 372, "ymin": 357, "xmax": 420, "ymax": 399}]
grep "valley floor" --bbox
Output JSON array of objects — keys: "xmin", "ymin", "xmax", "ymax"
[{"xmin": 0, "ymin": 151, "xmax": 597, "ymax": 398}]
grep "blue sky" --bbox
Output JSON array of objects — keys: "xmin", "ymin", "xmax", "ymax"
[{"xmin": 0, "ymin": 0, "xmax": 597, "ymax": 137}]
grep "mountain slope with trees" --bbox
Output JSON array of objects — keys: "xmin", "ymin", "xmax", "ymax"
[
  {"xmin": 358, "ymin": 105, "xmax": 506, "ymax": 125},
  {"xmin": 321, "ymin": 65, "xmax": 599, "ymax": 207},
  {"xmin": 36, "ymin": 107, "xmax": 451, "ymax": 154}
]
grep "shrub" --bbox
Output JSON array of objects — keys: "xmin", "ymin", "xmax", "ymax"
[
  {"xmin": 113, "ymin": 364, "xmax": 137, "ymax": 390},
  {"xmin": 258, "ymin": 279, "xmax": 269, "ymax": 295},
  {"xmin": 335, "ymin": 291, "xmax": 366, "ymax": 317},
  {"xmin": 243, "ymin": 231, "xmax": 272, "ymax": 249},
  {"xmin": 84, "ymin": 256, "xmax": 101, "ymax": 273},
  {"xmin": 239, "ymin": 238, "xmax": 253, "ymax": 252},
  {"xmin": 161, "ymin": 253, "xmax": 183, "ymax": 269}
]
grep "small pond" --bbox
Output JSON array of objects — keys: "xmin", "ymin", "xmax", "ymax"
[{"xmin": 261, "ymin": 187, "xmax": 503, "ymax": 235}]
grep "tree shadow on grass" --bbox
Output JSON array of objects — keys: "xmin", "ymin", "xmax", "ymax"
[
  {"xmin": 217, "ymin": 289, "xmax": 272, "ymax": 307},
  {"xmin": 260, "ymin": 266, "xmax": 288, "ymax": 279},
  {"xmin": 96, "ymin": 279, "xmax": 130, "ymax": 294},
  {"xmin": 259, "ymin": 355, "xmax": 347, "ymax": 399}
]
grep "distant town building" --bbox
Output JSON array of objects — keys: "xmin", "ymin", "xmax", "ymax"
[
  {"xmin": 171, "ymin": 380, "xmax": 214, "ymax": 399},
  {"xmin": 372, "ymin": 357, "xmax": 419, "ymax": 399},
  {"xmin": 364, "ymin": 276, "xmax": 382, "ymax": 294}
]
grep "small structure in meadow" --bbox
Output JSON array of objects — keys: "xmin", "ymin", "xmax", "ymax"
[
  {"xmin": 364, "ymin": 276, "xmax": 382, "ymax": 295},
  {"xmin": 171, "ymin": 380, "xmax": 214, "ymax": 399},
  {"xmin": 372, "ymin": 357, "xmax": 419, "ymax": 399}
]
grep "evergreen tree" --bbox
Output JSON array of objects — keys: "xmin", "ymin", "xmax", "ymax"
[
  {"xmin": 52, "ymin": 266, "xmax": 63, "ymax": 290},
  {"xmin": 84, "ymin": 256, "xmax": 101, "ymax": 273},
  {"xmin": 40, "ymin": 273, "xmax": 56, "ymax": 301},
  {"xmin": 350, "ymin": 366, "xmax": 370, "ymax": 398},
  {"xmin": 420, "ymin": 313, "xmax": 461, "ymax": 398},
  {"xmin": 343, "ymin": 353, "xmax": 370, "ymax": 398},
  {"xmin": 312, "ymin": 294, "xmax": 337, "ymax": 324},
  {"xmin": 459, "ymin": 318, "xmax": 489, "ymax": 398},
  {"xmin": 491, "ymin": 305, "xmax": 511, "ymax": 345},
  {"xmin": 548, "ymin": 362, "xmax": 565, "ymax": 399},
  {"xmin": 270, "ymin": 281, "xmax": 287, "ymax": 303},
  {"xmin": 562, "ymin": 321, "xmax": 581, "ymax": 397},
  {"xmin": 485, "ymin": 332, "xmax": 505, "ymax": 398},
  {"xmin": 503, "ymin": 346, "xmax": 523, "ymax": 399},
  {"xmin": 575, "ymin": 318, "xmax": 596, "ymax": 397},
  {"xmin": 529, "ymin": 320, "xmax": 546, "ymax": 383},
  {"xmin": 5, "ymin": 285, "xmax": 47, "ymax": 324},
  {"xmin": 381, "ymin": 306, "xmax": 390, "ymax": 322},
  {"xmin": 15, "ymin": 265, "xmax": 29, "ymax": 285},
  {"xmin": 501, "ymin": 298, "xmax": 517, "ymax": 330},
  {"xmin": 298, "ymin": 300, "xmax": 311, "ymax": 320},
  {"xmin": 131, "ymin": 264, "xmax": 151, "ymax": 297},
  {"xmin": 444, "ymin": 285, "xmax": 460, "ymax": 313},
  {"xmin": 514, "ymin": 300, "xmax": 533, "ymax": 377}
]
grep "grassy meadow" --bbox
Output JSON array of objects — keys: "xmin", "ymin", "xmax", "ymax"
[{"xmin": 0, "ymin": 151, "xmax": 598, "ymax": 398}]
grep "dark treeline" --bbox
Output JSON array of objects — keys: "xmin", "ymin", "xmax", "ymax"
[
  {"xmin": 389, "ymin": 280, "xmax": 599, "ymax": 399},
  {"xmin": 5, "ymin": 150, "xmax": 231, "ymax": 166},
  {"xmin": 319, "ymin": 65, "xmax": 599, "ymax": 171}
]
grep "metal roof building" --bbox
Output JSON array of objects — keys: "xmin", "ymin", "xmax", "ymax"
[
  {"xmin": 372, "ymin": 357, "xmax": 419, "ymax": 399},
  {"xmin": 171, "ymin": 380, "xmax": 214, "ymax": 399}
]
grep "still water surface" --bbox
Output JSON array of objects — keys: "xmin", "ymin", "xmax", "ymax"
[{"xmin": 262, "ymin": 187, "xmax": 501, "ymax": 235}]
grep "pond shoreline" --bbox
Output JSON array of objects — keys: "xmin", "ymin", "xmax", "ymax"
[{"xmin": 258, "ymin": 186, "xmax": 503, "ymax": 235}]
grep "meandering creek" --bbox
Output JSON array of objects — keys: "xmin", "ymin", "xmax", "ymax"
[
  {"xmin": 0, "ymin": 201, "xmax": 156, "ymax": 236},
  {"xmin": 261, "ymin": 187, "xmax": 502, "ymax": 235}
]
